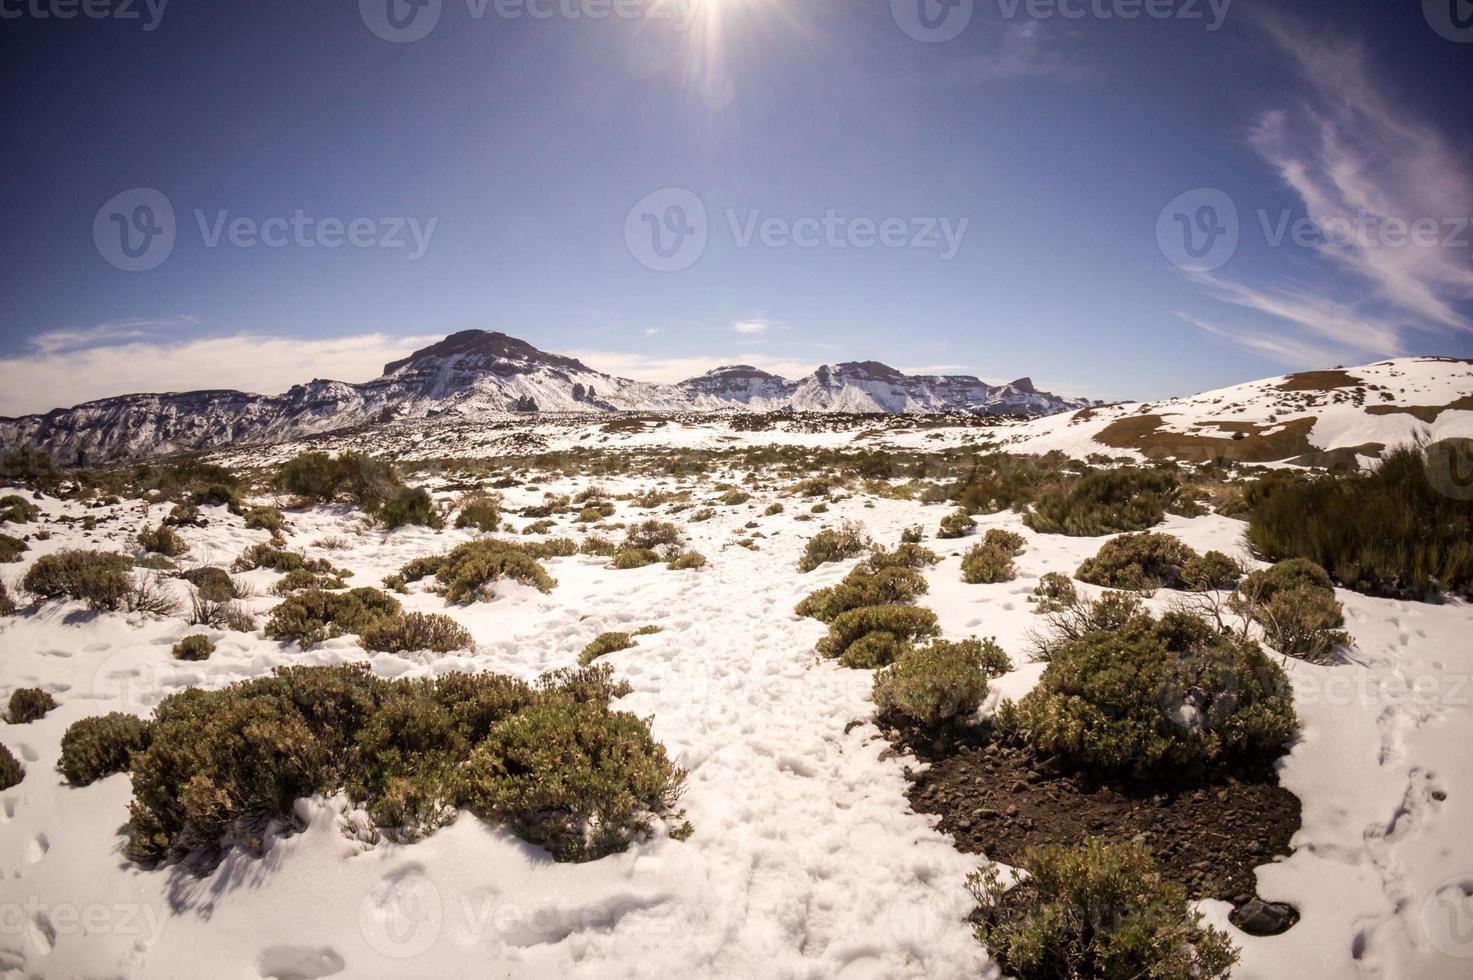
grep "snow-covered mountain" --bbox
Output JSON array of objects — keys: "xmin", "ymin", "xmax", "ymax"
[{"xmin": 0, "ymin": 330, "xmax": 1095, "ymax": 464}]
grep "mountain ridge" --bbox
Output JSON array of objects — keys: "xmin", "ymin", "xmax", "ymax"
[{"xmin": 0, "ymin": 330, "xmax": 1096, "ymax": 464}]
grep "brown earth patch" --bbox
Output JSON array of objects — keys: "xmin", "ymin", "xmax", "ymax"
[
  {"xmin": 1276, "ymin": 369, "xmax": 1364, "ymax": 392},
  {"xmin": 895, "ymin": 731, "xmax": 1301, "ymax": 908},
  {"xmin": 1365, "ymin": 394, "xmax": 1473, "ymax": 423},
  {"xmin": 1095, "ymin": 414, "xmax": 1318, "ymax": 463}
]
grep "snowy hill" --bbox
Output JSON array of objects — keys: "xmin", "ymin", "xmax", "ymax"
[
  {"xmin": 0, "ymin": 330, "xmax": 1094, "ymax": 464},
  {"xmin": 1005, "ymin": 356, "xmax": 1473, "ymax": 467}
]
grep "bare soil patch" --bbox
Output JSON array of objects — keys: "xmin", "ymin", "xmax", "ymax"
[
  {"xmin": 1094, "ymin": 414, "xmax": 1318, "ymax": 463},
  {"xmin": 887, "ymin": 725, "xmax": 1301, "ymax": 913},
  {"xmin": 1276, "ymin": 370, "xmax": 1364, "ymax": 392}
]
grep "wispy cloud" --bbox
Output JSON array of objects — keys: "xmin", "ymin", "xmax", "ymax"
[
  {"xmin": 0, "ymin": 330, "xmax": 439, "ymax": 417},
  {"xmin": 1188, "ymin": 17, "xmax": 1473, "ymax": 365},
  {"xmin": 944, "ymin": 22, "xmax": 1087, "ymax": 84},
  {"xmin": 732, "ymin": 318, "xmax": 781, "ymax": 335},
  {"xmin": 26, "ymin": 316, "xmax": 203, "ymax": 356}
]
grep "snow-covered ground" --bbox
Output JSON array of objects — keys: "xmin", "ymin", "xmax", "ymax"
[{"xmin": 2, "ymin": 424, "xmax": 1472, "ymax": 978}]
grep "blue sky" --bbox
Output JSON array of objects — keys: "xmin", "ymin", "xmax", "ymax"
[{"xmin": 1, "ymin": 0, "xmax": 1470, "ymax": 415}]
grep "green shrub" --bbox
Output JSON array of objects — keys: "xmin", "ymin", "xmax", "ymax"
[
  {"xmin": 968, "ymin": 838, "xmax": 1238, "ymax": 980},
  {"xmin": 265, "ymin": 587, "xmax": 402, "ymax": 648},
  {"xmin": 873, "ymin": 638, "xmax": 1010, "ymax": 726},
  {"xmin": 1181, "ymin": 550, "xmax": 1243, "ymax": 591},
  {"xmin": 611, "ymin": 548, "xmax": 659, "ymax": 569},
  {"xmin": 576, "ymin": 503, "xmax": 616, "ymax": 523},
  {"xmin": 961, "ymin": 542, "xmax": 1017, "ymax": 584},
  {"xmin": 522, "ymin": 519, "xmax": 555, "ymax": 535},
  {"xmin": 397, "ymin": 540, "xmax": 556, "ymax": 603},
  {"xmin": 171, "ymin": 634, "xmax": 215, "ymax": 661},
  {"xmin": 454, "ymin": 493, "xmax": 502, "ymax": 532},
  {"xmin": 232, "ymin": 543, "xmax": 333, "ymax": 575},
  {"xmin": 0, "ymin": 494, "xmax": 41, "ymax": 523},
  {"xmin": 272, "ymin": 567, "xmax": 348, "ymax": 595},
  {"xmin": 1024, "ymin": 466, "xmax": 1179, "ymax": 536},
  {"xmin": 459, "ymin": 694, "xmax": 688, "ymax": 862},
  {"xmin": 58, "ymin": 713, "xmax": 151, "ymax": 786},
  {"xmin": 137, "ymin": 524, "xmax": 189, "ymax": 557},
  {"xmin": 520, "ymin": 537, "xmax": 578, "ymax": 559},
  {"xmin": 190, "ymin": 483, "xmax": 243, "ymax": 512},
  {"xmin": 377, "ymin": 487, "xmax": 442, "ymax": 530},
  {"xmin": 177, "ymin": 566, "xmax": 241, "ymax": 602},
  {"xmin": 1010, "ymin": 611, "xmax": 1297, "ymax": 776},
  {"xmin": 866, "ymin": 542, "xmax": 939, "ymax": 570},
  {"xmin": 1075, "ymin": 532, "xmax": 1199, "ymax": 591},
  {"xmin": 796, "ymin": 566, "xmax": 929, "ymax": 623},
  {"xmin": 938, "ymin": 510, "xmax": 976, "ymax": 539},
  {"xmin": 764, "ymin": 502, "xmax": 785, "ymax": 516},
  {"xmin": 5, "ymin": 687, "xmax": 56, "ymax": 724},
  {"xmin": 580, "ymin": 631, "xmax": 637, "ymax": 665},
  {"xmin": 121, "ymin": 664, "xmax": 685, "ymax": 867},
  {"xmin": 23, "ymin": 550, "xmax": 134, "ymax": 611},
  {"xmin": 624, "ymin": 520, "xmax": 683, "ymax": 553},
  {"xmin": 361, "ymin": 612, "xmax": 474, "ymax": 654},
  {"xmin": 798, "ymin": 522, "xmax": 869, "ymax": 573},
  {"xmin": 688, "ymin": 507, "xmax": 718, "ymax": 522},
  {"xmin": 900, "ymin": 524, "xmax": 925, "ymax": 544},
  {"xmin": 1029, "ymin": 572, "xmax": 1077, "ymax": 613},
  {"xmin": 0, "ymin": 744, "xmax": 22, "ymax": 790},
  {"xmin": 721, "ymin": 489, "xmax": 751, "ymax": 506},
  {"xmin": 1245, "ymin": 443, "xmax": 1473, "ymax": 598},
  {"xmin": 816, "ymin": 605, "xmax": 941, "ymax": 669},
  {"xmin": 164, "ymin": 501, "xmax": 202, "ymax": 527},
  {"xmin": 0, "ymin": 580, "xmax": 14, "ymax": 616},
  {"xmin": 243, "ymin": 506, "xmax": 285, "ymax": 533},
  {"xmin": 0, "ymin": 533, "xmax": 25, "ymax": 563},
  {"xmin": 667, "ymin": 551, "xmax": 708, "ymax": 570},
  {"xmin": 1233, "ymin": 559, "xmax": 1348, "ymax": 660}
]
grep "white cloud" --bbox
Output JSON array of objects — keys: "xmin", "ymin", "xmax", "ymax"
[
  {"xmin": 1189, "ymin": 17, "xmax": 1473, "ymax": 362},
  {"xmin": 0, "ymin": 331, "xmax": 440, "ymax": 417},
  {"xmin": 642, "ymin": 328, "xmax": 661, "ymax": 336},
  {"xmin": 567, "ymin": 349, "xmax": 819, "ymax": 384},
  {"xmin": 1177, "ymin": 312, "xmax": 1349, "ymax": 368},
  {"xmin": 732, "ymin": 319, "xmax": 779, "ymax": 335}
]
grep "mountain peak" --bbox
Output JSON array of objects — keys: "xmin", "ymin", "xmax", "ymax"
[
  {"xmin": 383, "ymin": 330, "xmax": 589, "ymax": 376},
  {"xmin": 1008, "ymin": 377, "xmax": 1036, "ymax": 394}
]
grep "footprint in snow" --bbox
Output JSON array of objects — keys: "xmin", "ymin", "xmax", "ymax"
[{"xmin": 256, "ymin": 946, "xmax": 346, "ymax": 980}]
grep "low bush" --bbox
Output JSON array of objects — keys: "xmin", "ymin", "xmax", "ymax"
[
  {"xmin": 114, "ymin": 663, "xmax": 686, "ymax": 867},
  {"xmin": 961, "ymin": 530, "xmax": 1027, "ymax": 585},
  {"xmin": 243, "ymin": 506, "xmax": 285, "ymax": 534},
  {"xmin": 721, "ymin": 489, "xmax": 751, "ymax": 506},
  {"xmin": 797, "ymin": 522, "xmax": 869, "ymax": 573},
  {"xmin": 164, "ymin": 502, "xmax": 202, "ymax": 527},
  {"xmin": 937, "ymin": 510, "xmax": 976, "ymax": 539},
  {"xmin": 5, "ymin": 687, "xmax": 56, "ymax": 724},
  {"xmin": 22, "ymin": 550, "xmax": 134, "ymax": 611},
  {"xmin": 796, "ymin": 566, "xmax": 929, "ymax": 623},
  {"xmin": 611, "ymin": 548, "xmax": 659, "ymax": 569},
  {"xmin": 232, "ymin": 543, "xmax": 333, "ymax": 575},
  {"xmin": 177, "ymin": 566, "xmax": 243, "ymax": 602},
  {"xmin": 816, "ymin": 604, "xmax": 941, "ymax": 669},
  {"xmin": 1181, "ymin": 550, "xmax": 1243, "ymax": 591},
  {"xmin": 265, "ymin": 588, "xmax": 402, "ymax": 648},
  {"xmin": 0, "ymin": 494, "xmax": 41, "ymax": 523},
  {"xmin": 1028, "ymin": 572, "xmax": 1077, "ymax": 613},
  {"xmin": 866, "ymin": 542, "xmax": 939, "ymax": 570},
  {"xmin": 624, "ymin": 520, "xmax": 683, "ymax": 553},
  {"xmin": 968, "ymin": 838, "xmax": 1238, "ymax": 980},
  {"xmin": 0, "ymin": 745, "xmax": 21, "ymax": 790},
  {"xmin": 873, "ymin": 638, "xmax": 1011, "ymax": 726},
  {"xmin": 1245, "ymin": 442, "xmax": 1473, "ymax": 598},
  {"xmin": 576, "ymin": 503, "xmax": 616, "ymax": 523},
  {"xmin": 137, "ymin": 524, "xmax": 189, "ymax": 558},
  {"xmin": 1009, "ymin": 611, "xmax": 1297, "ymax": 776},
  {"xmin": 361, "ymin": 612, "xmax": 474, "ymax": 654},
  {"xmin": 190, "ymin": 593, "xmax": 256, "ymax": 632},
  {"xmin": 579, "ymin": 631, "xmax": 637, "ymax": 665},
  {"xmin": 900, "ymin": 524, "xmax": 925, "ymax": 544},
  {"xmin": 272, "ymin": 568, "xmax": 349, "ymax": 595},
  {"xmin": 1075, "ymin": 532, "xmax": 1199, "ymax": 591},
  {"xmin": 397, "ymin": 539, "xmax": 556, "ymax": 603},
  {"xmin": 667, "ymin": 551, "xmax": 708, "ymax": 570},
  {"xmin": 764, "ymin": 502, "xmax": 785, "ymax": 516},
  {"xmin": 1233, "ymin": 559, "xmax": 1348, "ymax": 660},
  {"xmin": 0, "ymin": 580, "xmax": 14, "ymax": 616},
  {"xmin": 454, "ymin": 494, "xmax": 502, "ymax": 532},
  {"xmin": 1024, "ymin": 466, "xmax": 1179, "ymax": 536},
  {"xmin": 520, "ymin": 537, "xmax": 578, "ymax": 560},
  {"xmin": 0, "ymin": 533, "xmax": 25, "ymax": 563},
  {"xmin": 171, "ymin": 634, "xmax": 215, "ymax": 661},
  {"xmin": 58, "ymin": 713, "xmax": 151, "ymax": 786}
]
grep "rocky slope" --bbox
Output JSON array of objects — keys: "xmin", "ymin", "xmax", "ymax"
[{"xmin": 0, "ymin": 330, "xmax": 1094, "ymax": 464}]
